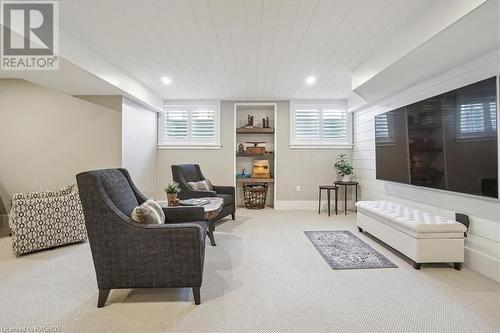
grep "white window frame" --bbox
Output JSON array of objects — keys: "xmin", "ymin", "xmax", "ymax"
[
  {"xmin": 290, "ymin": 100, "xmax": 352, "ymax": 149},
  {"xmin": 158, "ymin": 100, "xmax": 221, "ymax": 149}
]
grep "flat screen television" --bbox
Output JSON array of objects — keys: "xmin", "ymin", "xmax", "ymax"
[{"xmin": 375, "ymin": 76, "xmax": 498, "ymax": 198}]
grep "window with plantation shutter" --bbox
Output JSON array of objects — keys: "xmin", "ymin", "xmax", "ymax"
[
  {"xmin": 323, "ymin": 109, "xmax": 346, "ymax": 139},
  {"xmin": 295, "ymin": 109, "xmax": 320, "ymax": 139},
  {"xmin": 159, "ymin": 101, "xmax": 220, "ymax": 149},
  {"xmin": 164, "ymin": 109, "xmax": 188, "ymax": 140},
  {"xmin": 290, "ymin": 101, "xmax": 352, "ymax": 148}
]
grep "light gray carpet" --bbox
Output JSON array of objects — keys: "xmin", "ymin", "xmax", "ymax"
[
  {"xmin": 305, "ymin": 230, "xmax": 397, "ymax": 269},
  {"xmin": 0, "ymin": 209, "xmax": 499, "ymax": 332}
]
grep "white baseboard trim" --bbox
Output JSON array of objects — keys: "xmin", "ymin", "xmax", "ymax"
[
  {"xmin": 275, "ymin": 200, "xmax": 354, "ymax": 211},
  {"xmin": 464, "ymin": 246, "xmax": 500, "ymax": 283}
]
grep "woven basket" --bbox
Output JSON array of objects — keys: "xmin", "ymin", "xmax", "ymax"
[{"xmin": 243, "ymin": 184, "xmax": 268, "ymax": 209}]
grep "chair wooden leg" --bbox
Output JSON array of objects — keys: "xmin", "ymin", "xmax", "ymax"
[
  {"xmin": 97, "ymin": 289, "xmax": 110, "ymax": 308},
  {"xmin": 231, "ymin": 213, "xmax": 235, "ymax": 220},
  {"xmin": 193, "ymin": 287, "xmax": 201, "ymax": 305},
  {"xmin": 207, "ymin": 220, "xmax": 216, "ymax": 246}
]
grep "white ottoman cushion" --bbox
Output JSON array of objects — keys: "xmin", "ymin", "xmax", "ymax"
[{"xmin": 355, "ymin": 201, "xmax": 466, "ymax": 239}]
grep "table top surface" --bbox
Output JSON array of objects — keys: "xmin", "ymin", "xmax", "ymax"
[
  {"xmin": 159, "ymin": 197, "xmax": 223, "ymax": 212},
  {"xmin": 334, "ymin": 181, "xmax": 359, "ymax": 185}
]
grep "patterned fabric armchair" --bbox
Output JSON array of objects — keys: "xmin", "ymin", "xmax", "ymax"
[
  {"xmin": 9, "ymin": 184, "xmax": 87, "ymax": 255},
  {"xmin": 172, "ymin": 164, "xmax": 235, "ymax": 221},
  {"xmin": 76, "ymin": 168, "xmax": 206, "ymax": 307}
]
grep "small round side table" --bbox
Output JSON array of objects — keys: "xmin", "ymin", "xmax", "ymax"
[
  {"xmin": 334, "ymin": 181, "xmax": 359, "ymax": 215},
  {"xmin": 318, "ymin": 185, "xmax": 339, "ymax": 216}
]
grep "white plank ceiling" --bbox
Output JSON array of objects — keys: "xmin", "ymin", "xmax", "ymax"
[{"xmin": 58, "ymin": 0, "xmax": 431, "ymax": 100}]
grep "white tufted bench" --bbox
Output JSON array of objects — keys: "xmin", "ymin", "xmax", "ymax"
[{"xmin": 355, "ymin": 201, "xmax": 467, "ymax": 270}]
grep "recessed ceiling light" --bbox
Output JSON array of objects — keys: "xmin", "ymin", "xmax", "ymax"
[
  {"xmin": 161, "ymin": 76, "xmax": 172, "ymax": 85},
  {"xmin": 305, "ymin": 76, "xmax": 316, "ymax": 85}
]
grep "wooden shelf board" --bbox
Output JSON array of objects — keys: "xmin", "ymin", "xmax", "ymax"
[
  {"xmin": 236, "ymin": 153, "xmax": 274, "ymax": 157},
  {"xmin": 236, "ymin": 128, "xmax": 274, "ymax": 134},
  {"xmin": 236, "ymin": 178, "xmax": 274, "ymax": 183}
]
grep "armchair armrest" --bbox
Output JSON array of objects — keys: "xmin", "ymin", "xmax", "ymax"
[
  {"xmin": 184, "ymin": 189, "xmax": 217, "ymax": 198},
  {"xmin": 213, "ymin": 185, "xmax": 235, "ymax": 196},
  {"xmin": 162, "ymin": 206, "xmax": 205, "ymax": 223}
]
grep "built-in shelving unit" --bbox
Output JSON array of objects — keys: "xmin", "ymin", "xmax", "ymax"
[{"xmin": 234, "ymin": 103, "xmax": 277, "ymax": 208}]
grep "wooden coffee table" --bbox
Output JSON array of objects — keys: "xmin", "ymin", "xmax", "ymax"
[{"xmin": 160, "ymin": 197, "xmax": 223, "ymax": 246}]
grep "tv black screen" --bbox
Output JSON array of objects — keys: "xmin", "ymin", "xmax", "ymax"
[{"xmin": 375, "ymin": 76, "xmax": 498, "ymax": 198}]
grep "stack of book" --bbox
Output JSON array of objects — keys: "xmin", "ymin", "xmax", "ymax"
[{"xmin": 179, "ymin": 199, "xmax": 210, "ymax": 206}]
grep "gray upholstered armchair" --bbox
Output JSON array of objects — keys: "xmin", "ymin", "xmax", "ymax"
[
  {"xmin": 76, "ymin": 168, "xmax": 206, "ymax": 308},
  {"xmin": 172, "ymin": 164, "xmax": 235, "ymax": 221}
]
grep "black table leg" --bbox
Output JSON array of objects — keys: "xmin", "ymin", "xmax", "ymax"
[
  {"xmin": 207, "ymin": 219, "xmax": 216, "ymax": 246},
  {"xmin": 344, "ymin": 185, "xmax": 347, "ymax": 215},
  {"xmin": 335, "ymin": 189, "xmax": 338, "ymax": 215},
  {"xmin": 327, "ymin": 189, "xmax": 331, "ymax": 216},
  {"xmin": 318, "ymin": 189, "xmax": 321, "ymax": 214},
  {"xmin": 355, "ymin": 185, "xmax": 358, "ymax": 212}
]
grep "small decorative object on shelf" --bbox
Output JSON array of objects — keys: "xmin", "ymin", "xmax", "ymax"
[
  {"xmin": 334, "ymin": 153, "xmax": 354, "ymax": 182},
  {"xmin": 252, "ymin": 160, "xmax": 270, "ymax": 178},
  {"xmin": 246, "ymin": 141, "xmax": 266, "ymax": 155},
  {"xmin": 236, "ymin": 168, "xmax": 250, "ymax": 179},
  {"xmin": 164, "ymin": 182, "xmax": 181, "ymax": 206},
  {"xmin": 245, "ymin": 115, "xmax": 254, "ymax": 127},
  {"xmin": 238, "ymin": 143, "xmax": 245, "ymax": 154},
  {"xmin": 262, "ymin": 117, "xmax": 270, "ymax": 128}
]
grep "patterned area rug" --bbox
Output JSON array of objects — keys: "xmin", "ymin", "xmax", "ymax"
[{"xmin": 304, "ymin": 230, "xmax": 397, "ymax": 269}]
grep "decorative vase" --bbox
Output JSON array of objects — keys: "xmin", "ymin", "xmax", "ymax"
[
  {"xmin": 166, "ymin": 192, "xmax": 177, "ymax": 202},
  {"xmin": 342, "ymin": 175, "xmax": 351, "ymax": 182}
]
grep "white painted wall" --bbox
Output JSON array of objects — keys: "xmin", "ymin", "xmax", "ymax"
[
  {"xmin": 0, "ymin": 80, "xmax": 122, "ymax": 215},
  {"xmin": 275, "ymin": 100, "xmax": 353, "ymax": 209},
  {"xmin": 122, "ymin": 98, "xmax": 158, "ymax": 198},
  {"xmin": 352, "ymin": 54, "xmax": 500, "ymax": 282}
]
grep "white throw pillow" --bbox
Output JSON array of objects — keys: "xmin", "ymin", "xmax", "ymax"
[
  {"xmin": 188, "ymin": 179, "xmax": 213, "ymax": 191},
  {"xmin": 131, "ymin": 199, "xmax": 165, "ymax": 224}
]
